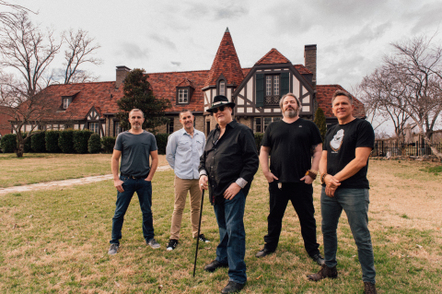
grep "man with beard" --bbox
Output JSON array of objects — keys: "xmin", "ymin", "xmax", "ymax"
[
  {"xmin": 256, "ymin": 93, "xmax": 324, "ymax": 266},
  {"xmin": 108, "ymin": 109, "xmax": 160, "ymax": 255}
]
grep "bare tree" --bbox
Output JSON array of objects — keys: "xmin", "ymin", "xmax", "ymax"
[
  {"xmin": 359, "ymin": 69, "xmax": 410, "ymax": 150},
  {"xmin": 0, "ymin": 0, "xmax": 32, "ymax": 26},
  {"xmin": 0, "ymin": 11, "xmax": 101, "ymax": 157},
  {"xmin": 0, "ymin": 12, "xmax": 61, "ymax": 157},
  {"xmin": 62, "ymin": 29, "xmax": 101, "ymax": 84},
  {"xmin": 359, "ymin": 36, "xmax": 442, "ymax": 159}
]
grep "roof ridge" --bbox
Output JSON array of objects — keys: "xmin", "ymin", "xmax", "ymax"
[{"xmin": 204, "ymin": 29, "xmax": 244, "ymax": 87}]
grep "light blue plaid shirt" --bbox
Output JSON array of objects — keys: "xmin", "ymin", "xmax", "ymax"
[{"xmin": 166, "ymin": 128, "xmax": 206, "ymax": 179}]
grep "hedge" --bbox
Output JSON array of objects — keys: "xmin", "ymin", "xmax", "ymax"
[
  {"xmin": 102, "ymin": 136, "xmax": 116, "ymax": 153},
  {"xmin": 1, "ymin": 133, "xmax": 16, "ymax": 153},
  {"xmin": 59, "ymin": 129, "xmax": 75, "ymax": 153},
  {"xmin": 45, "ymin": 131, "xmax": 61, "ymax": 153},
  {"xmin": 31, "ymin": 131, "xmax": 46, "ymax": 153},
  {"xmin": 88, "ymin": 133, "xmax": 101, "ymax": 153},
  {"xmin": 22, "ymin": 132, "xmax": 32, "ymax": 153},
  {"xmin": 155, "ymin": 133, "xmax": 169, "ymax": 155},
  {"xmin": 73, "ymin": 130, "xmax": 93, "ymax": 154},
  {"xmin": 254, "ymin": 132, "xmax": 264, "ymax": 154}
]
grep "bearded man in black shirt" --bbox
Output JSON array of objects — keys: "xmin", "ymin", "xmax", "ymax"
[
  {"xmin": 256, "ymin": 93, "xmax": 325, "ymax": 266},
  {"xmin": 199, "ymin": 95, "xmax": 259, "ymax": 294},
  {"xmin": 308, "ymin": 90, "xmax": 377, "ymax": 294}
]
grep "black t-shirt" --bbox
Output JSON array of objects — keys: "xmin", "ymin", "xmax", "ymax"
[
  {"xmin": 262, "ymin": 118, "xmax": 322, "ymax": 183},
  {"xmin": 323, "ymin": 118, "xmax": 374, "ymax": 189}
]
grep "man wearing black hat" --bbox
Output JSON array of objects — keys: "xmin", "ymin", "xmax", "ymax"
[{"xmin": 199, "ymin": 95, "xmax": 259, "ymax": 294}]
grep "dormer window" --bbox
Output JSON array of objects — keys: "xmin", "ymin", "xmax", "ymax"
[
  {"xmin": 62, "ymin": 97, "xmax": 72, "ymax": 109},
  {"xmin": 219, "ymin": 80, "xmax": 226, "ymax": 96},
  {"xmin": 177, "ymin": 87, "xmax": 191, "ymax": 104}
]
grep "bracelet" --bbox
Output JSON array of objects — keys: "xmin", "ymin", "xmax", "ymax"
[
  {"xmin": 305, "ymin": 170, "xmax": 317, "ymax": 180},
  {"xmin": 320, "ymin": 173, "xmax": 328, "ymax": 184}
]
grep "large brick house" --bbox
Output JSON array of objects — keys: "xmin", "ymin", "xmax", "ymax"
[{"xmin": 9, "ymin": 28, "xmax": 365, "ymax": 137}]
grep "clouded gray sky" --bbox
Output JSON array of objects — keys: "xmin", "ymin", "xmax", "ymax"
[{"xmin": 9, "ymin": 1, "xmax": 442, "ymax": 95}]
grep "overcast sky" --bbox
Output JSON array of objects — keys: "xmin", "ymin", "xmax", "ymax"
[{"xmin": 11, "ymin": 0, "xmax": 441, "ymax": 91}]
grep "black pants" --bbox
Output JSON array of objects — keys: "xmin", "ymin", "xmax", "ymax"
[{"xmin": 263, "ymin": 181, "xmax": 320, "ymax": 257}]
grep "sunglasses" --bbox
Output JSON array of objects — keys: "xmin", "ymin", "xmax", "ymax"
[{"xmin": 212, "ymin": 106, "xmax": 226, "ymax": 113}]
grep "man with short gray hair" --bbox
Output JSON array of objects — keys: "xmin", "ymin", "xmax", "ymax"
[{"xmin": 108, "ymin": 109, "xmax": 160, "ymax": 255}]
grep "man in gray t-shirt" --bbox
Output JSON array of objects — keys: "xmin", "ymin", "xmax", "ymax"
[{"xmin": 108, "ymin": 109, "xmax": 160, "ymax": 255}]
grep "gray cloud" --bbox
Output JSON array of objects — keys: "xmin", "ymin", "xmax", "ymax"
[
  {"xmin": 408, "ymin": 2, "xmax": 442, "ymax": 34},
  {"xmin": 149, "ymin": 34, "xmax": 177, "ymax": 50},
  {"xmin": 117, "ymin": 42, "xmax": 150, "ymax": 60},
  {"xmin": 180, "ymin": 0, "xmax": 248, "ymax": 21},
  {"xmin": 171, "ymin": 61, "xmax": 181, "ymax": 66}
]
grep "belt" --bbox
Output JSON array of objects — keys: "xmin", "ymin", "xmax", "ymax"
[{"xmin": 121, "ymin": 173, "xmax": 148, "ymax": 180}]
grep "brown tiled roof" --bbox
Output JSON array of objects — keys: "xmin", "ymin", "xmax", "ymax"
[
  {"xmin": 316, "ymin": 85, "xmax": 366, "ymax": 118},
  {"xmin": 33, "ymin": 69, "xmax": 211, "ymax": 121},
  {"xmin": 147, "ymin": 70, "xmax": 208, "ymax": 113},
  {"xmin": 33, "ymin": 82, "xmax": 122, "ymax": 121},
  {"xmin": 256, "ymin": 48, "xmax": 291, "ymax": 65},
  {"xmin": 294, "ymin": 64, "xmax": 312, "ymax": 75},
  {"xmin": 204, "ymin": 29, "xmax": 244, "ymax": 88}
]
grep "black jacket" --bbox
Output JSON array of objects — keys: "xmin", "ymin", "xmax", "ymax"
[{"xmin": 199, "ymin": 120, "xmax": 259, "ymax": 204}]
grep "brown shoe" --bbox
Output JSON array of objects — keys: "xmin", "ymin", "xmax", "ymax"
[
  {"xmin": 307, "ymin": 265, "xmax": 338, "ymax": 281},
  {"xmin": 364, "ymin": 282, "xmax": 377, "ymax": 294}
]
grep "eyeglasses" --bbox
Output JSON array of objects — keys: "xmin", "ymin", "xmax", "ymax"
[{"xmin": 212, "ymin": 106, "xmax": 225, "ymax": 113}]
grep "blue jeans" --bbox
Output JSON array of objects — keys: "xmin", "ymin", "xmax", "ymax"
[
  {"xmin": 321, "ymin": 187, "xmax": 376, "ymax": 283},
  {"xmin": 110, "ymin": 176, "xmax": 154, "ymax": 245},
  {"xmin": 213, "ymin": 190, "xmax": 247, "ymax": 284}
]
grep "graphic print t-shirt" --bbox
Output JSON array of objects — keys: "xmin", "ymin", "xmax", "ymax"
[{"xmin": 323, "ymin": 119, "xmax": 374, "ymax": 189}]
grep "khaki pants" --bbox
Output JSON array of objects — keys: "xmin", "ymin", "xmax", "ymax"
[{"xmin": 170, "ymin": 176, "xmax": 202, "ymax": 240}]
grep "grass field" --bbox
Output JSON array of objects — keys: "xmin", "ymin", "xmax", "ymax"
[{"xmin": 1, "ymin": 154, "xmax": 441, "ymax": 293}]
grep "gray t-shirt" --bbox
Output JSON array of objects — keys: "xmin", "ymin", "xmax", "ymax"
[{"xmin": 114, "ymin": 130, "xmax": 158, "ymax": 177}]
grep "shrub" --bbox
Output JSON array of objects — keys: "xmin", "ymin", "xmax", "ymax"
[
  {"xmin": 73, "ymin": 130, "xmax": 93, "ymax": 154},
  {"xmin": 155, "ymin": 133, "xmax": 169, "ymax": 155},
  {"xmin": 88, "ymin": 133, "xmax": 101, "ymax": 153},
  {"xmin": 1, "ymin": 133, "xmax": 16, "ymax": 153},
  {"xmin": 314, "ymin": 107, "xmax": 327, "ymax": 141},
  {"xmin": 59, "ymin": 129, "xmax": 75, "ymax": 153},
  {"xmin": 31, "ymin": 131, "xmax": 46, "ymax": 153},
  {"xmin": 45, "ymin": 131, "xmax": 61, "ymax": 153},
  {"xmin": 22, "ymin": 132, "xmax": 32, "ymax": 153},
  {"xmin": 254, "ymin": 132, "xmax": 264, "ymax": 154},
  {"xmin": 101, "ymin": 136, "xmax": 116, "ymax": 153}
]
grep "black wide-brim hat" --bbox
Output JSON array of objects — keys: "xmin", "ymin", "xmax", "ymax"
[{"xmin": 207, "ymin": 95, "xmax": 236, "ymax": 113}]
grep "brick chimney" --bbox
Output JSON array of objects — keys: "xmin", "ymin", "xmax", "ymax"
[
  {"xmin": 116, "ymin": 66, "xmax": 131, "ymax": 89},
  {"xmin": 304, "ymin": 45, "xmax": 317, "ymax": 88}
]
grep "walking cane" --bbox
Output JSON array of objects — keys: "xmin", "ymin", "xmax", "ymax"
[{"xmin": 193, "ymin": 189, "xmax": 205, "ymax": 277}]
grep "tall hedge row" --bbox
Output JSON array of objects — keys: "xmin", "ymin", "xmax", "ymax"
[
  {"xmin": 31, "ymin": 131, "xmax": 46, "ymax": 153},
  {"xmin": 1, "ymin": 130, "xmax": 102, "ymax": 154},
  {"xmin": 59, "ymin": 129, "xmax": 75, "ymax": 153},
  {"xmin": 1, "ymin": 131, "xmax": 268, "ymax": 155},
  {"xmin": 101, "ymin": 136, "xmax": 116, "ymax": 153},
  {"xmin": 88, "ymin": 133, "xmax": 101, "ymax": 153},
  {"xmin": 1, "ymin": 134, "xmax": 16, "ymax": 153},
  {"xmin": 45, "ymin": 131, "xmax": 61, "ymax": 153},
  {"xmin": 73, "ymin": 130, "xmax": 93, "ymax": 154}
]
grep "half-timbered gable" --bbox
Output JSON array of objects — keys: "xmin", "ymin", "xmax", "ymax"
[{"xmin": 232, "ymin": 48, "xmax": 316, "ymax": 132}]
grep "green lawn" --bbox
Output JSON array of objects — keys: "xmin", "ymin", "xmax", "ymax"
[{"xmin": 1, "ymin": 155, "xmax": 441, "ymax": 293}]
